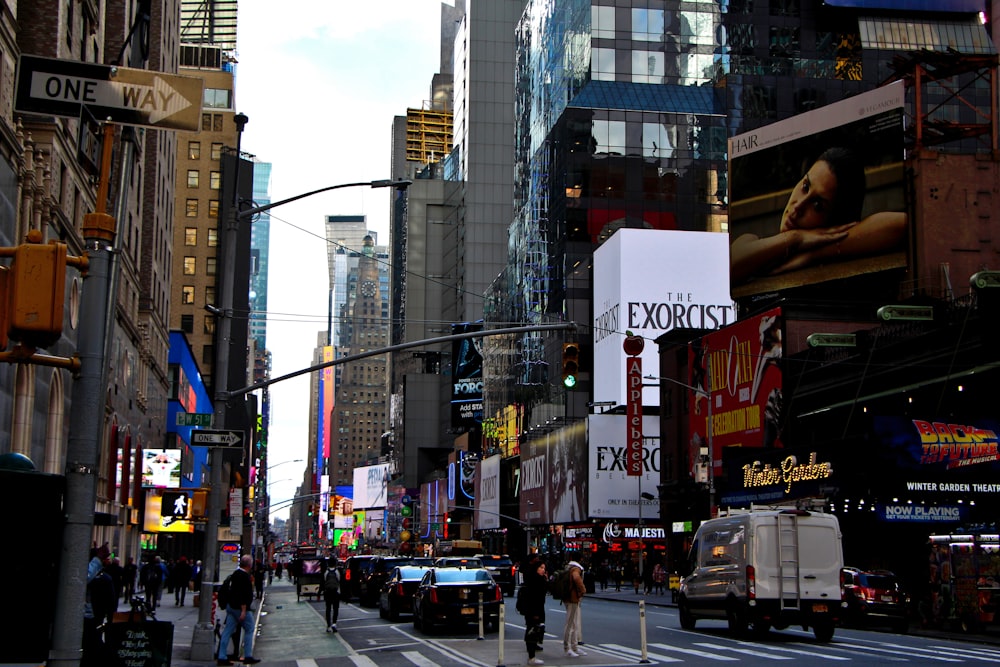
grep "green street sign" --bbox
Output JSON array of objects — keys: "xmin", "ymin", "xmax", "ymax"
[
  {"xmin": 176, "ymin": 412, "xmax": 213, "ymax": 427},
  {"xmin": 431, "ymin": 523, "xmax": 441, "ymax": 531}
]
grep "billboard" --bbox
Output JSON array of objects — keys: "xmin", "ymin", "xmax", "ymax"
[
  {"xmin": 352, "ymin": 463, "xmax": 390, "ymax": 509},
  {"xmin": 587, "ymin": 414, "xmax": 661, "ymax": 519},
  {"xmin": 451, "ymin": 322, "xmax": 484, "ymax": 427},
  {"xmin": 143, "ymin": 489, "xmax": 194, "ymax": 533},
  {"xmin": 872, "ymin": 416, "xmax": 1000, "ymax": 498},
  {"xmin": 728, "ymin": 82, "xmax": 907, "ymax": 299},
  {"xmin": 593, "ymin": 228, "xmax": 734, "ymax": 408},
  {"xmin": 520, "ymin": 421, "xmax": 589, "ymax": 526},
  {"xmin": 141, "ymin": 449, "xmax": 182, "ymax": 488},
  {"xmin": 476, "ymin": 454, "xmax": 501, "ymax": 530},
  {"xmin": 689, "ymin": 307, "xmax": 784, "ymax": 478}
]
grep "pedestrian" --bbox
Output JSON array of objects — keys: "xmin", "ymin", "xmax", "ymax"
[
  {"xmin": 104, "ymin": 556, "xmax": 124, "ymax": 614},
  {"xmin": 597, "ymin": 561, "xmax": 609, "ymax": 591},
  {"xmin": 157, "ymin": 556, "xmax": 169, "ymax": 604},
  {"xmin": 140, "ymin": 557, "xmax": 163, "ymax": 611},
  {"xmin": 173, "ymin": 556, "xmax": 193, "ymax": 606},
  {"xmin": 562, "ymin": 560, "xmax": 587, "ymax": 658},
  {"xmin": 614, "ymin": 562, "xmax": 623, "ymax": 592},
  {"xmin": 643, "ymin": 561, "xmax": 654, "ymax": 595},
  {"xmin": 216, "ymin": 555, "xmax": 261, "ymax": 665},
  {"xmin": 253, "ymin": 558, "xmax": 267, "ymax": 599},
  {"xmin": 653, "ymin": 563, "xmax": 666, "ymax": 595},
  {"xmin": 275, "ymin": 561, "xmax": 284, "ymax": 580},
  {"xmin": 122, "ymin": 556, "xmax": 138, "ymax": 601},
  {"xmin": 82, "ymin": 545, "xmax": 115, "ymax": 667},
  {"xmin": 323, "ymin": 558, "xmax": 341, "ymax": 632},
  {"xmin": 516, "ymin": 557, "xmax": 548, "ymax": 666}
]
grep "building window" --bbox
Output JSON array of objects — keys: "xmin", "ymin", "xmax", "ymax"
[
  {"xmin": 202, "ymin": 345, "xmax": 213, "ymax": 365},
  {"xmin": 206, "ymin": 286, "xmax": 215, "ymax": 304},
  {"xmin": 188, "ymin": 141, "xmax": 201, "ymax": 160},
  {"xmin": 187, "ymin": 170, "xmax": 199, "ymax": 188},
  {"xmin": 206, "ymin": 257, "xmax": 217, "ymax": 275},
  {"xmin": 208, "ymin": 229, "xmax": 218, "ymax": 246},
  {"xmin": 183, "ymin": 257, "xmax": 196, "ymax": 274},
  {"xmin": 182, "ymin": 286, "xmax": 195, "ymax": 304},
  {"xmin": 213, "ymin": 115, "xmax": 223, "ymax": 132},
  {"xmin": 208, "ymin": 200, "xmax": 219, "ymax": 219},
  {"xmin": 210, "ymin": 171, "xmax": 221, "ymax": 190},
  {"xmin": 203, "ymin": 88, "xmax": 232, "ymax": 109},
  {"xmin": 181, "ymin": 314, "xmax": 194, "ymax": 333},
  {"xmin": 184, "ymin": 228, "xmax": 197, "ymax": 245},
  {"xmin": 211, "ymin": 143, "xmax": 223, "ymax": 160},
  {"xmin": 204, "ymin": 316, "xmax": 216, "ymax": 334},
  {"xmin": 592, "ymin": 48, "xmax": 615, "ymax": 81},
  {"xmin": 186, "ymin": 199, "xmax": 198, "ymax": 217},
  {"xmin": 202, "ymin": 114, "xmax": 212, "ymax": 131}
]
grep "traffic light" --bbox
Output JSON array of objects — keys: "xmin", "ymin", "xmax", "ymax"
[
  {"xmin": 307, "ymin": 503, "xmax": 314, "ymax": 517},
  {"xmin": 561, "ymin": 342, "xmax": 580, "ymax": 388},
  {"xmin": 7, "ymin": 232, "xmax": 69, "ymax": 349}
]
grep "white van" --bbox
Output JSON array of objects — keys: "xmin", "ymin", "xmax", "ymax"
[{"xmin": 677, "ymin": 507, "xmax": 845, "ymax": 641}]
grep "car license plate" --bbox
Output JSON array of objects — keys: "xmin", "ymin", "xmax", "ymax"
[
  {"xmin": 461, "ymin": 606, "xmax": 475, "ymax": 615},
  {"xmin": 813, "ymin": 603, "xmax": 828, "ymax": 613},
  {"xmin": 881, "ymin": 595, "xmax": 893, "ymax": 602}
]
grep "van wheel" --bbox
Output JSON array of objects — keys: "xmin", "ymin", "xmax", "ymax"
[
  {"xmin": 678, "ymin": 598, "xmax": 696, "ymax": 630},
  {"xmin": 813, "ymin": 620, "xmax": 835, "ymax": 642},
  {"xmin": 726, "ymin": 600, "xmax": 748, "ymax": 637}
]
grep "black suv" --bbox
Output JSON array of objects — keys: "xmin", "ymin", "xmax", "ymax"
[
  {"xmin": 475, "ymin": 554, "xmax": 516, "ymax": 596},
  {"xmin": 841, "ymin": 567, "xmax": 909, "ymax": 633},
  {"xmin": 343, "ymin": 555, "xmax": 376, "ymax": 602},
  {"xmin": 359, "ymin": 556, "xmax": 412, "ymax": 607}
]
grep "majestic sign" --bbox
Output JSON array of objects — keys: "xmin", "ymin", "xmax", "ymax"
[
  {"xmin": 15, "ymin": 55, "xmax": 203, "ymax": 131},
  {"xmin": 593, "ymin": 229, "xmax": 734, "ymax": 408}
]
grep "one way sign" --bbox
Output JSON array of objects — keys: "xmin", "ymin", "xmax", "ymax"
[
  {"xmin": 15, "ymin": 55, "xmax": 203, "ymax": 131},
  {"xmin": 191, "ymin": 430, "xmax": 244, "ymax": 448}
]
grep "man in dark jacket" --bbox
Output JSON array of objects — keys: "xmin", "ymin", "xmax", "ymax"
[
  {"xmin": 216, "ymin": 555, "xmax": 260, "ymax": 666},
  {"xmin": 517, "ymin": 557, "xmax": 548, "ymax": 666},
  {"xmin": 173, "ymin": 556, "xmax": 192, "ymax": 606}
]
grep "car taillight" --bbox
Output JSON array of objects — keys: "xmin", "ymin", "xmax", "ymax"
[
  {"xmin": 510, "ymin": 566, "xmax": 516, "ymax": 577},
  {"xmin": 494, "ymin": 586, "xmax": 503, "ymax": 602},
  {"xmin": 345, "ymin": 570, "xmax": 351, "ymax": 581},
  {"xmin": 430, "ymin": 589, "xmax": 439, "ymax": 604},
  {"xmin": 746, "ymin": 565, "xmax": 756, "ymax": 600},
  {"xmin": 396, "ymin": 584, "xmax": 405, "ymax": 596},
  {"xmin": 858, "ymin": 587, "xmax": 872, "ymax": 602}
]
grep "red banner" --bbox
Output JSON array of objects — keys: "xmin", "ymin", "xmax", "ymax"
[{"xmin": 626, "ymin": 355, "xmax": 643, "ymax": 475}]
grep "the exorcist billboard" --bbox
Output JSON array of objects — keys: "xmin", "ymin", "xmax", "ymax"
[
  {"xmin": 689, "ymin": 307, "xmax": 784, "ymax": 480},
  {"xmin": 518, "ymin": 414, "xmax": 660, "ymax": 525},
  {"xmin": 872, "ymin": 416, "xmax": 1000, "ymax": 501},
  {"xmin": 451, "ymin": 322, "xmax": 484, "ymax": 427},
  {"xmin": 593, "ymin": 228, "xmax": 734, "ymax": 408}
]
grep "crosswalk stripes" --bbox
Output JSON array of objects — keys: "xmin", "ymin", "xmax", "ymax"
[
  {"xmin": 692, "ymin": 642, "xmax": 795, "ymax": 659},
  {"xmin": 929, "ymin": 645, "xmax": 1000, "ymax": 660},
  {"xmin": 648, "ymin": 642, "xmax": 741, "ymax": 661},
  {"xmin": 295, "ymin": 660, "xmax": 320, "ymax": 667},
  {"xmin": 349, "ymin": 655, "xmax": 380, "ymax": 667},
  {"xmin": 403, "ymin": 651, "xmax": 443, "ymax": 666},
  {"xmin": 729, "ymin": 640, "xmax": 851, "ymax": 661}
]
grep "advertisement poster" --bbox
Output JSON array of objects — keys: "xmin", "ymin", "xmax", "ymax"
[
  {"xmin": 689, "ymin": 307, "xmax": 784, "ymax": 478},
  {"xmin": 728, "ymin": 81, "xmax": 907, "ymax": 298},
  {"xmin": 141, "ymin": 449, "xmax": 182, "ymax": 488},
  {"xmin": 872, "ymin": 416, "xmax": 1000, "ymax": 498},
  {"xmin": 592, "ymin": 228, "xmax": 734, "ymax": 408},
  {"xmin": 352, "ymin": 463, "xmax": 390, "ymax": 509},
  {"xmin": 520, "ymin": 421, "xmax": 589, "ymax": 525},
  {"xmin": 587, "ymin": 414, "xmax": 661, "ymax": 519},
  {"xmin": 451, "ymin": 322, "xmax": 484, "ymax": 427},
  {"xmin": 475, "ymin": 454, "xmax": 501, "ymax": 530}
]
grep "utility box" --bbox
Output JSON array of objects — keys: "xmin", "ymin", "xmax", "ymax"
[{"xmin": 8, "ymin": 239, "xmax": 67, "ymax": 348}]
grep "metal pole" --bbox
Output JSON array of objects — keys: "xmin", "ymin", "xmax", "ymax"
[
  {"xmin": 191, "ymin": 112, "xmax": 249, "ymax": 661},
  {"xmin": 638, "ymin": 475, "xmax": 644, "ymax": 598},
  {"xmin": 497, "ymin": 603, "xmax": 506, "ymax": 667},
  {"xmin": 48, "ymin": 133, "xmax": 118, "ymax": 666},
  {"xmin": 707, "ymin": 355, "xmax": 714, "ymax": 517},
  {"xmin": 478, "ymin": 591, "xmax": 485, "ymax": 640},
  {"xmin": 638, "ymin": 599, "xmax": 650, "ymax": 663}
]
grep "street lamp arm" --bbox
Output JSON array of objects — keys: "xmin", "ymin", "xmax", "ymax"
[
  {"xmin": 228, "ymin": 322, "xmax": 577, "ymax": 398},
  {"xmin": 238, "ymin": 179, "xmax": 413, "ymax": 219}
]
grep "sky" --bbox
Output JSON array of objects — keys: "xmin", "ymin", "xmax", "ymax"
[{"xmin": 235, "ymin": 1, "xmax": 449, "ymax": 518}]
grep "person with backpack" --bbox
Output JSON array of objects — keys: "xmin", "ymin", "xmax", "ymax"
[
  {"xmin": 323, "ymin": 558, "xmax": 341, "ymax": 633},
  {"xmin": 516, "ymin": 557, "xmax": 548, "ymax": 666},
  {"xmin": 561, "ymin": 561, "xmax": 587, "ymax": 658},
  {"xmin": 82, "ymin": 546, "xmax": 115, "ymax": 667},
  {"xmin": 216, "ymin": 555, "xmax": 261, "ymax": 666},
  {"xmin": 140, "ymin": 556, "xmax": 163, "ymax": 611}
]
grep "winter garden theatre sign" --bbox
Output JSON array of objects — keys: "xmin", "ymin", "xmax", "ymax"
[{"xmin": 741, "ymin": 452, "xmax": 833, "ymax": 494}]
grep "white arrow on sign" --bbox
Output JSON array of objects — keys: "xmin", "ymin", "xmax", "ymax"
[{"xmin": 30, "ymin": 70, "xmax": 193, "ymax": 125}]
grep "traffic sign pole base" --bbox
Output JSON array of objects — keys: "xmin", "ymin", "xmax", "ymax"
[{"xmin": 190, "ymin": 621, "xmax": 217, "ymax": 661}]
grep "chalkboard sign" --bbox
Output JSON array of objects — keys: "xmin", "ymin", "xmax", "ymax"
[{"xmin": 106, "ymin": 621, "xmax": 173, "ymax": 667}]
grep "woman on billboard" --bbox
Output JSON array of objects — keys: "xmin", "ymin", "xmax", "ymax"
[{"xmin": 730, "ymin": 147, "xmax": 907, "ymax": 285}]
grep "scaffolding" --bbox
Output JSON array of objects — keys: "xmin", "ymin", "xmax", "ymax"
[{"xmin": 406, "ymin": 108, "xmax": 453, "ymax": 164}]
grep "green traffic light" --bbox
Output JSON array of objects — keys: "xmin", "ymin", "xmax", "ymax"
[{"xmin": 563, "ymin": 374, "xmax": 577, "ymax": 388}]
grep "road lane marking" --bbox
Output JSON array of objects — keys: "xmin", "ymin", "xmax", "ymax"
[
  {"xmin": 603, "ymin": 642, "xmax": 683, "ymax": 662},
  {"xmin": 403, "ymin": 651, "xmax": 443, "ymax": 667},
  {"xmin": 648, "ymin": 642, "xmax": 739, "ymax": 661},
  {"xmin": 693, "ymin": 642, "xmax": 795, "ymax": 659}
]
